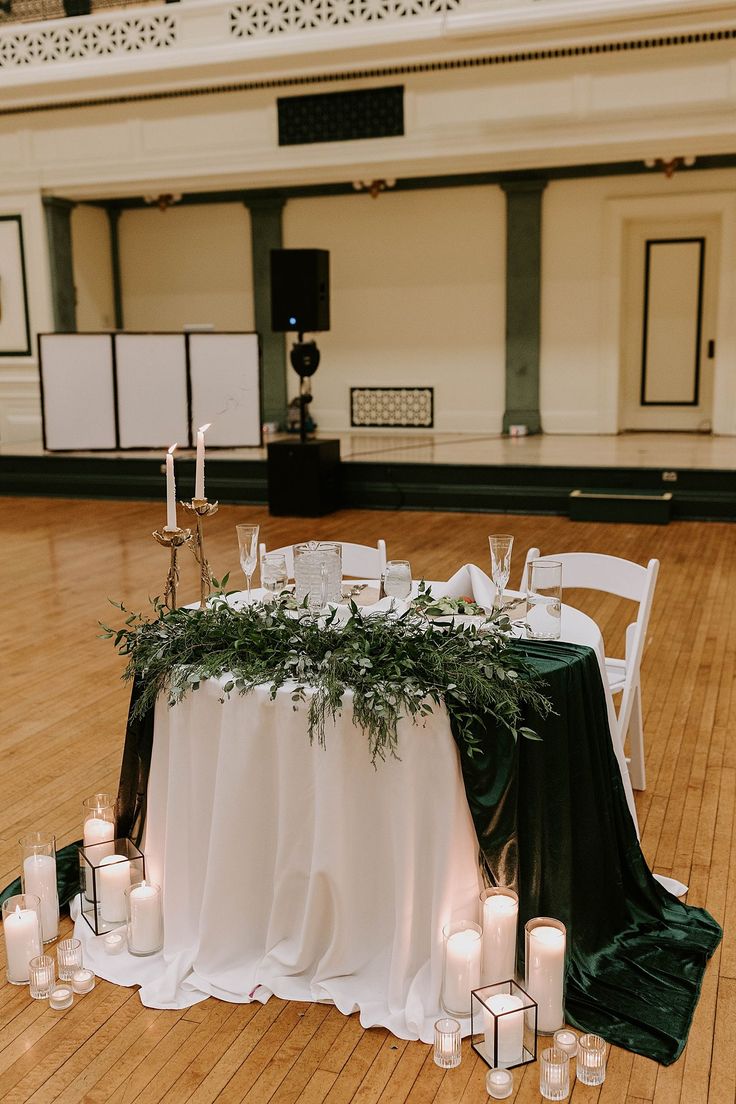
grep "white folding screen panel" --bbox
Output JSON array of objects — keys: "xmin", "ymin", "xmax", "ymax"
[
  {"xmin": 188, "ymin": 333, "xmax": 261, "ymax": 447},
  {"xmin": 40, "ymin": 334, "xmax": 117, "ymax": 450},
  {"xmin": 115, "ymin": 334, "xmax": 189, "ymax": 448}
]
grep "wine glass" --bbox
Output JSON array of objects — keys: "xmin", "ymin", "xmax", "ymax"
[
  {"xmin": 236, "ymin": 524, "xmax": 260, "ymax": 604},
  {"xmin": 383, "ymin": 560, "xmax": 412, "ymax": 600},
  {"xmin": 489, "ymin": 534, "xmax": 514, "ymax": 611}
]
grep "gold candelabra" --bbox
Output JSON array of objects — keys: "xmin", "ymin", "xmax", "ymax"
[
  {"xmin": 152, "ymin": 527, "xmax": 192, "ymax": 610},
  {"xmin": 183, "ymin": 498, "xmax": 219, "ymax": 609}
]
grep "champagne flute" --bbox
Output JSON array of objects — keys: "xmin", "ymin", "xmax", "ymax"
[
  {"xmin": 489, "ymin": 534, "xmax": 514, "ymax": 611},
  {"xmin": 236, "ymin": 524, "xmax": 260, "ymax": 604}
]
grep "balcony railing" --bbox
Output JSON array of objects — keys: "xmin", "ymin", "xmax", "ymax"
[{"xmin": 0, "ymin": 0, "xmax": 165, "ymax": 24}]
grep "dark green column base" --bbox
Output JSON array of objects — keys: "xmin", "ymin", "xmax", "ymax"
[{"xmin": 502, "ymin": 410, "xmax": 542, "ymax": 434}]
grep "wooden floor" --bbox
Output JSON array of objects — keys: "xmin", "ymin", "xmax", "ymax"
[{"xmin": 0, "ymin": 497, "xmax": 733, "ymax": 1104}]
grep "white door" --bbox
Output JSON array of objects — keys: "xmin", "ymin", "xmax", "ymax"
[{"xmin": 621, "ymin": 218, "xmax": 719, "ymax": 431}]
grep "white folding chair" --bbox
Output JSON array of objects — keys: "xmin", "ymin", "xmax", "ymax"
[
  {"xmin": 520, "ymin": 549, "xmax": 659, "ymax": 791},
  {"xmin": 259, "ymin": 539, "xmax": 387, "ymax": 579}
]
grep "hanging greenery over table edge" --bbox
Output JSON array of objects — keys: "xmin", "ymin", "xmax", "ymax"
[{"xmin": 101, "ymin": 588, "xmax": 552, "ymax": 765}]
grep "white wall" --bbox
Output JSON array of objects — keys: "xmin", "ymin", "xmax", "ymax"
[
  {"xmin": 119, "ymin": 203, "xmax": 254, "ymax": 332},
  {"xmin": 71, "ymin": 204, "xmax": 115, "ymax": 331},
  {"xmin": 283, "ymin": 187, "xmax": 506, "ymax": 434}
]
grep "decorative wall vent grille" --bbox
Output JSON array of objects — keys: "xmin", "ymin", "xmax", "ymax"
[
  {"xmin": 229, "ymin": 0, "xmax": 461, "ymax": 39},
  {"xmin": 351, "ymin": 386, "xmax": 434, "ymax": 428},
  {"xmin": 278, "ymin": 85, "xmax": 403, "ymax": 145},
  {"xmin": 0, "ymin": 10, "xmax": 176, "ymax": 67}
]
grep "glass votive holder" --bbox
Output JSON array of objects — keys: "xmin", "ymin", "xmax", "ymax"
[
  {"xmin": 441, "ymin": 921, "xmax": 482, "ymax": 1016},
  {"xmin": 539, "ymin": 1046, "xmax": 570, "ymax": 1101},
  {"xmin": 577, "ymin": 1033, "xmax": 606, "ymax": 1085},
  {"xmin": 71, "ymin": 968, "xmax": 96, "ymax": 995},
  {"xmin": 125, "ymin": 881, "xmax": 163, "ymax": 956},
  {"xmin": 49, "ymin": 983, "xmax": 74, "ymax": 1010},
  {"xmin": 486, "ymin": 1068, "xmax": 514, "ymax": 1099},
  {"xmin": 57, "ymin": 937, "xmax": 83, "ymax": 980},
  {"xmin": 19, "ymin": 831, "xmax": 59, "ymax": 944},
  {"xmin": 479, "ymin": 887, "xmax": 518, "ymax": 986},
  {"xmin": 2, "ymin": 892, "xmax": 42, "ymax": 985},
  {"xmin": 102, "ymin": 931, "xmax": 126, "ymax": 955},
  {"xmin": 433, "ymin": 1017, "xmax": 461, "ymax": 1069},
  {"xmin": 29, "ymin": 954, "xmax": 55, "ymax": 1000},
  {"xmin": 553, "ymin": 1028, "xmax": 578, "ymax": 1058},
  {"xmin": 524, "ymin": 917, "xmax": 567, "ymax": 1034}
]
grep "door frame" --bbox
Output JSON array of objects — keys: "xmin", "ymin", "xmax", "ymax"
[{"xmin": 600, "ymin": 190, "xmax": 736, "ymax": 435}]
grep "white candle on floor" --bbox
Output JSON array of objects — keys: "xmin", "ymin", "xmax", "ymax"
[
  {"xmin": 443, "ymin": 927, "xmax": 481, "ymax": 1015},
  {"xmin": 165, "ymin": 443, "xmax": 178, "ymax": 530},
  {"xmin": 484, "ymin": 993, "xmax": 525, "ymax": 1066},
  {"xmin": 195, "ymin": 423, "xmax": 211, "ymax": 500},
  {"xmin": 83, "ymin": 817, "xmax": 114, "ymax": 898},
  {"xmin": 3, "ymin": 904, "xmax": 41, "ymax": 984},
  {"xmin": 22, "ymin": 854, "xmax": 58, "ymax": 942},
  {"xmin": 527, "ymin": 924, "xmax": 566, "ymax": 1033},
  {"xmin": 99, "ymin": 855, "xmax": 131, "ymax": 923},
  {"xmin": 128, "ymin": 883, "xmax": 163, "ymax": 954},
  {"xmin": 481, "ymin": 892, "xmax": 518, "ymax": 985}
]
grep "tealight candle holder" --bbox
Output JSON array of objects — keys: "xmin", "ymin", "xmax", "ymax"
[
  {"xmin": 29, "ymin": 954, "xmax": 55, "ymax": 999},
  {"xmin": 441, "ymin": 921, "xmax": 482, "ymax": 1016},
  {"xmin": 71, "ymin": 968, "xmax": 96, "ymax": 995},
  {"xmin": 103, "ymin": 932, "xmax": 126, "ymax": 955},
  {"xmin": 125, "ymin": 881, "xmax": 163, "ymax": 956},
  {"xmin": 525, "ymin": 917, "xmax": 567, "ymax": 1034},
  {"xmin": 433, "ymin": 1017, "xmax": 461, "ymax": 1069},
  {"xmin": 553, "ymin": 1028, "xmax": 578, "ymax": 1058},
  {"xmin": 539, "ymin": 1046, "xmax": 570, "ymax": 1101},
  {"xmin": 49, "ymin": 983, "xmax": 74, "ymax": 1010},
  {"xmin": 78, "ymin": 838, "xmax": 145, "ymax": 935},
  {"xmin": 479, "ymin": 887, "xmax": 518, "ymax": 986},
  {"xmin": 470, "ymin": 980, "xmax": 537, "ymax": 1070},
  {"xmin": 577, "ymin": 1033, "xmax": 606, "ymax": 1085},
  {"xmin": 2, "ymin": 893, "xmax": 42, "ymax": 985},
  {"xmin": 56, "ymin": 937, "xmax": 82, "ymax": 981},
  {"xmin": 486, "ymin": 1068, "xmax": 514, "ymax": 1099},
  {"xmin": 20, "ymin": 831, "xmax": 59, "ymax": 944}
]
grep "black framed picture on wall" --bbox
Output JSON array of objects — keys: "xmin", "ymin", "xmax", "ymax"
[{"xmin": 0, "ymin": 215, "xmax": 32, "ymax": 357}]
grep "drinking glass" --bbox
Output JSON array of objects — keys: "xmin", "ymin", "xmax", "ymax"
[
  {"xmin": 489, "ymin": 535, "xmax": 514, "ymax": 610},
  {"xmin": 383, "ymin": 560, "xmax": 412, "ymax": 600},
  {"xmin": 526, "ymin": 560, "xmax": 562, "ymax": 640},
  {"xmin": 261, "ymin": 552, "xmax": 288, "ymax": 599},
  {"xmin": 236, "ymin": 524, "xmax": 260, "ymax": 604}
]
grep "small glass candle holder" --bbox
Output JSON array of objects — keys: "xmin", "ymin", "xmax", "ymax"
[
  {"xmin": 57, "ymin": 937, "xmax": 83, "ymax": 980},
  {"xmin": 441, "ymin": 921, "xmax": 482, "ymax": 1016},
  {"xmin": 102, "ymin": 931, "xmax": 126, "ymax": 956},
  {"xmin": 433, "ymin": 1017, "xmax": 461, "ymax": 1069},
  {"xmin": 125, "ymin": 881, "xmax": 163, "ymax": 956},
  {"xmin": 470, "ymin": 980, "xmax": 537, "ymax": 1070},
  {"xmin": 553, "ymin": 1028, "xmax": 578, "ymax": 1058},
  {"xmin": 2, "ymin": 893, "xmax": 42, "ymax": 985},
  {"xmin": 82, "ymin": 794, "xmax": 116, "ymax": 899},
  {"xmin": 479, "ymin": 887, "xmax": 518, "ymax": 986},
  {"xmin": 486, "ymin": 1068, "xmax": 514, "ymax": 1099},
  {"xmin": 71, "ymin": 968, "xmax": 96, "ymax": 995},
  {"xmin": 29, "ymin": 954, "xmax": 55, "ymax": 999},
  {"xmin": 524, "ymin": 917, "xmax": 567, "ymax": 1034},
  {"xmin": 539, "ymin": 1046, "xmax": 570, "ymax": 1101},
  {"xmin": 577, "ymin": 1033, "xmax": 606, "ymax": 1085},
  {"xmin": 78, "ymin": 838, "xmax": 145, "ymax": 935},
  {"xmin": 20, "ymin": 832, "xmax": 59, "ymax": 944},
  {"xmin": 49, "ymin": 983, "xmax": 74, "ymax": 1010}
]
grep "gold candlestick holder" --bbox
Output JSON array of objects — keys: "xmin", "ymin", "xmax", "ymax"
[
  {"xmin": 152, "ymin": 527, "xmax": 192, "ymax": 611},
  {"xmin": 183, "ymin": 498, "xmax": 219, "ymax": 609}
]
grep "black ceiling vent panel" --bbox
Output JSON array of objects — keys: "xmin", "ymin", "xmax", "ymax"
[{"xmin": 277, "ymin": 85, "xmax": 404, "ymax": 146}]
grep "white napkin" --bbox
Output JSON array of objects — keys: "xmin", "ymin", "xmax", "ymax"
[{"xmin": 432, "ymin": 564, "xmax": 496, "ymax": 608}]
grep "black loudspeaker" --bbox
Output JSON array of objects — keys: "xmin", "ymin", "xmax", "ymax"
[
  {"xmin": 270, "ymin": 249, "xmax": 330, "ymax": 334},
  {"xmin": 267, "ymin": 439, "xmax": 341, "ymax": 516}
]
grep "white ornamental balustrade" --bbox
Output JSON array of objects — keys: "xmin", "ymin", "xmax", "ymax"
[
  {"xmin": 228, "ymin": 0, "xmax": 462, "ymax": 39},
  {"xmin": 0, "ymin": 8, "xmax": 176, "ymax": 67}
]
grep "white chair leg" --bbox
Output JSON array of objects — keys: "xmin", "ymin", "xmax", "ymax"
[{"xmin": 627, "ymin": 683, "xmax": 646, "ymax": 791}]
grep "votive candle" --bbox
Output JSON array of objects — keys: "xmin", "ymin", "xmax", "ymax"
[{"xmin": 49, "ymin": 984, "xmax": 74, "ymax": 1010}]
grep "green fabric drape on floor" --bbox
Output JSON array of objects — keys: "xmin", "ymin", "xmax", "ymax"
[{"xmin": 450, "ymin": 640, "xmax": 721, "ymax": 1066}]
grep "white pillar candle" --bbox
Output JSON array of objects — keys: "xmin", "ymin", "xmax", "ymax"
[
  {"xmin": 83, "ymin": 817, "xmax": 115, "ymax": 898},
  {"xmin": 3, "ymin": 905, "xmax": 42, "ymax": 984},
  {"xmin": 165, "ymin": 443, "xmax": 178, "ymax": 530},
  {"xmin": 484, "ymin": 993, "xmax": 525, "ymax": 1067},
  {"xmin": 443, "ymin": 926, "xmax": 481, "ymax": 1015},
  {"xmin": 194, "ymin": 423, "xmax": 211, "ymax": 500},
  {"xmin": 22, "ymin": 854, "xmax": 59, "ymax": 942},
  {"xmin": 128, "ymin": 883, "xmax": 163, "ymax": 955},
  {"xmin": 527, "ymin": 925, "xmax": 566, "ymax": 1033},
  {"xmin": 481, "ymin": 892, "xmax": 518, "ymax": 985},
  {"xmin": 99, "ymin": 855, "xmax": 131, "ymax": 923}
]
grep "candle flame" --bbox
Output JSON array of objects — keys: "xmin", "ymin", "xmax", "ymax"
[
  {"xmin": 198, "ymin": 423, "xmax": 211, "ymax": 433},
  {"xmin": 168, "ymin": 443, "xmax": 177, "ymax": 455},
  {"xmin": 14, "ymin": 905, "xmax": 21, "ymax": 917}
]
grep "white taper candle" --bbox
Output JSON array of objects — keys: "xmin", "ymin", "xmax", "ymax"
[
  {"xmin": 194, "ymin": 423, "xmax": 211, "ymax": 500},
  {"xmin": 165, "ymin": 443, "xmax": 177, "ymax": 530}
]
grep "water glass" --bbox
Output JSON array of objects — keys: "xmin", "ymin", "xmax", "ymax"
[
  {"xmin": 539, "ymin": 1046, "xmax": 570, "ymax": 1101},
  {"xmin": 489, "ymin": 535, "xmax": 514, "ymax": 609},
  {"xmin": 383, "ymin": 560, "xmax": 412, "ymax": 600},
  {"xmin": 29, "ymin": 954, "xmax": 55, "ymax": 999},
  {"xmin": 433, "ymin": 1017, "xmax": 461, "ymax": 1069},
  {"xmin": 577, "ymin": 1033, "xmax": 607, "ymax": 1085},
  {"xmin": 236, "ymin": 523, "xmax": 260, "ymax": 604},
  {"xmin": 261, "ymin": 552, "xmax": 288, "ymax": 598},
  {"xmin": 57, "ymin": 937, "xmax": 83, "ymax": 981},
  {"xmin": 294, "ymin": 542, "xmax": 342, "ymax": 608},
  {"xmin": 526, "ymin": 560, "xmax": 562, "ymax": 640}
]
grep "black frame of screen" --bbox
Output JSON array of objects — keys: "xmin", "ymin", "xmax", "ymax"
[{"xmin": 350, "ymin": 386, "xmax": 435, "ymax": 429}]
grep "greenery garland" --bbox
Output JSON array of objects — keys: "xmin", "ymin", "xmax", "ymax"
[{"xmin": 102, "ymin": 588, "xmax": 551, "ymax": 764}]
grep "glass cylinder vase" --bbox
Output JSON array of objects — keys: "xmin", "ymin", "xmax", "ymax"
[
  {"xmin": 20, "ymin": 831, "xmax": 59, "ymax": 943},
  {"xmin": 479, "ymin": 887, "xmax": 518, "ymax": 986},
  {"xmin": 524, "ymin": 917, "xmax": 566, "ymax": 1034},
  {"xmin": 125, "ymin": 881, "xmax": 163, "ymax": 956},
  {"xmin": 82, "ymin": 794, "xmax": 116, "ymax": 899},
  {"xmin": 441, "ymin": 921, "xmax": 482, "ymax": 1017},
  {"xmin": 2, "ymin": 893, "xmax": 42, "ymax": 985}
]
